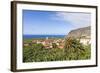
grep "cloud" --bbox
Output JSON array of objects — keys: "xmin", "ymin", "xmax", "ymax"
[{"xmin": 51, "ymin": 12, "xmax": 91, "ymax": 29}]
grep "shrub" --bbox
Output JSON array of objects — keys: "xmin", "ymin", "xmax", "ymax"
[{"xmin": 64, "ymin": 37, "xmax": 90, "ymax": 60}]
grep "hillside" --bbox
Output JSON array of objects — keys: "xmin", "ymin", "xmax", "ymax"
[{"xmin": 66, "ymin": 26, "xmax": 91, "ymax": 38}]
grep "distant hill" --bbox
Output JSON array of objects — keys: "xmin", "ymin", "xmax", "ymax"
[{"xmin": 66, "ymin": 26, "xmax": 91, "ymax": 38}]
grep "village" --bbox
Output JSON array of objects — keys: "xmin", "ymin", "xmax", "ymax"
[
  {"xmin": 24, "ymin": 37, "xmax": 65, "ymax": 49},
  {"xmin": 24, "ymin": 35, "xmax": 91, "ymax": 50}
]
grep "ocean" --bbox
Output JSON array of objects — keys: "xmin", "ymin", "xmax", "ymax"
[{"xmin": 23, "ymin": 35, "xmax": 65, "ymax": 39}]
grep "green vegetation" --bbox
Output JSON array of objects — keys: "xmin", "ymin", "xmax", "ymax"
[
  {"xmin": 23, "ymin": 38, "xmax": 91, "ymax": 62},
  {"xmin": 64, "ymin": 37, "xmax": 91, "ymax": 60}
]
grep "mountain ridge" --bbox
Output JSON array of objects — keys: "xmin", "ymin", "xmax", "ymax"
[{"xmin": 66, "ymin": 26, "xmax": 91, "ymax": 38}]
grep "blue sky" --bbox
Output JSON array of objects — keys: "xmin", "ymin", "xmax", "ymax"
[{"xmin": 23, "ymin": 10, "xmax": 91, "ymax": 35}]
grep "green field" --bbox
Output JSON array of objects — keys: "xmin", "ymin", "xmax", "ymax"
[{"xmin": 23, "ymin": 38, "xmax": 91, "ymax": 62}]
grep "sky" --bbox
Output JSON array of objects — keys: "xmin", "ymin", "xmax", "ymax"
[{"xmin": 23, "ymin": 10, "xmax": 91, "ymax": 35}]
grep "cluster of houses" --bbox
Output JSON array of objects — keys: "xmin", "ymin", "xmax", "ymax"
[
  {"xmin": 24, "ymin": 36, "xmax": 91, "ymax": 49},
  {"xmin": 24, "ymin": 37, "xmax": 65, "ymax": 49}
]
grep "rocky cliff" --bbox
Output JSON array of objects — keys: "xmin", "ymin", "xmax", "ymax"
[{"xmin": 66, "ymin": 26, "xmax": 91, "ymax": 38}]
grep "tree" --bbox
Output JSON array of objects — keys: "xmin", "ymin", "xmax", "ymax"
[
  {"xmin": 52, "ymin": 43, "xmax": 58, "ymax": 48},
  {"xmin": 64, "ymin": 37, "xmax": 86, "ymax": 60}
]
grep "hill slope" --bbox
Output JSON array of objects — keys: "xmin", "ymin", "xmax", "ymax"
[{"xmin": 66, "ymin": 26, "xmax": 91, "ymax": 38}]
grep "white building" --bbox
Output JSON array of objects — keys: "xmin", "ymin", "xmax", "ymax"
[{"xmin": 79, "ymin": 36, "xmax": 91, "ymax": 45}]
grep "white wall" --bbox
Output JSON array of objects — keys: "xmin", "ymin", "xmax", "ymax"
[{"xmin": 0, "ymin": 0, "xmax": 99, "ymax": 73}]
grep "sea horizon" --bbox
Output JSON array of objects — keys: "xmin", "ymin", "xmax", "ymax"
[{"xmin": 23, "ymin": 34, "xmax": 66, "ymax": 39}]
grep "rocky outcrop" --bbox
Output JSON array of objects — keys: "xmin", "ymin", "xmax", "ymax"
[{"xmin": 66, "ymin": 26, "xmax": 91, "ymax": 38}]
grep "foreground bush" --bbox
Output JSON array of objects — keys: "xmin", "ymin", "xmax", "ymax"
[
  {"xmin": 64, "ymin": 37, "xmax": 91, "ymax": 60},
  {"xmin": 23, "ymin": 38, "xmax": 91, "ymax": 62}
]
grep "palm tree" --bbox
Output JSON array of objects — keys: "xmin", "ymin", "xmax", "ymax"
[{"xmin": 64, "ymin": 37, "xmax": 85, "ymax": 60}]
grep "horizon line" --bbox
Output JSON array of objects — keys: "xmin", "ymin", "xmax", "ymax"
[{"xmin": 23, "ymin": 34, "xmax": 67, "ymax": 35}]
